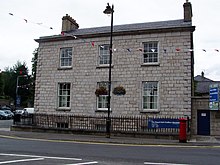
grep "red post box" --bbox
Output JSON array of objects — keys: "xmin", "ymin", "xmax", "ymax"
[{"xmin": 179, "ymin": 118, "xmax": 187, "ymax": 143}]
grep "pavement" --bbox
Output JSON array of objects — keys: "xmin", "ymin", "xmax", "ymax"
[{"xmin": 0, "ymin": 128, "xmax": 220, "ymax": 146}]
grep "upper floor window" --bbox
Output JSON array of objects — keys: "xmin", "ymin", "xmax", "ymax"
[
  {"xmin": 58, "ymin": 83, "xmax": 71, "ymax": 108},
  {"xmin": 142, "ymin": 81, "xmax": 158, "ymax": 111},
  {"xmin": 143, "ymin": 42, "xmax": 158, "ymax": 64},
  {"xmin": 60, "ymin": 48, "xmax": 72, "ymax": 67},
  {"xmin": 99, "ymin": 45, "xmax": 110, "ymax": 65}
]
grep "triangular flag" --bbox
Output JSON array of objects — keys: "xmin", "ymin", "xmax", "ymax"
[
  {"xmin": 176, "ymin": 48, "xmax": 181, "ymax": 51},
  {"xmin": 215, "ymin": 49, "xmax": 219, "ymax": 52},
  {"xmin": 202, "ymin": 49, "xmax": 206, "ymax": 52},
  {"xmin": 151, "ymin": 49, "xmax": 155, "ymax": 52},
  {"xmin": 91, "ymin": 42, "xmax": 95, "ymax": 47},
  {"xmin": 24, "ymin": 19, "xmax": 27, "ymax": 23}
]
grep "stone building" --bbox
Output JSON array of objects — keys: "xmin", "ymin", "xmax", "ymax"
[{"xmin": 35, "ymin": 1, "xmax": 195, "ymax": 118}]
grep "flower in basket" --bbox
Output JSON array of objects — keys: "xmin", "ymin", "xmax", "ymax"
[
  {"xmin": 113, "ymin": 86, "xmax": 126, "ymax": 95},
  {"xmin": 95, "ymin": 86, "xmax": 108, "ymax": 96}
]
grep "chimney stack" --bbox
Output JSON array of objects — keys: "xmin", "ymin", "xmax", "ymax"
[
  {"xmin": 183, "ymin": 0, "xmax": 193, "ymax": 22},
  {"xmin": 201, "ymin": 71, "xmax": 204, "ymax": 78},
  {"xmin": 61, "ymin": 14, "xmax": 79, "ymax": 32}
]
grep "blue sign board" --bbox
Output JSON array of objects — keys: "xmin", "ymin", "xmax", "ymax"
[
  {"xmin": 148, "ymin": 118, "xmax": 179, "ymax": 129},
  {"xmin": 209, "ymin": 84, "xmax": 219, "ymax": 110},
  {"xmin": 16, "ymin": 96, "xmax": 21, "ymax": 107}
]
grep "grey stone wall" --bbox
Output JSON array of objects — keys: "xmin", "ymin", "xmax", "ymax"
[{"xmin": 35, "ymin": 31, "xmax": 192, "ymax": 117}]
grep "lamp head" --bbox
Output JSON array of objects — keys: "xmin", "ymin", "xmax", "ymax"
[{"xmin": 103, "ymin": 3, "xmax": 114, "ymax": 14}]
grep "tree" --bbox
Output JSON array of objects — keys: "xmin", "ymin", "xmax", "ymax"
[
  {"xmin": 3, "ymin": 61, "xmax": 30, "ymax": 107},
  {"xmin": 32, "ymin": 48, "xmax": 38, "ymax": 77},
  {"xmin": 0, "ymin": 71, "xmax": 4, "ymax": 96},
  {"xmin": 26, "ymin": 48, "xmax": 38, "ymax": 107}
]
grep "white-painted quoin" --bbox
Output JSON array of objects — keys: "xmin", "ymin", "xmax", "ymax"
[{"xmin": 35, "ymin": 1, "xmax": 195, "ymax": 117}]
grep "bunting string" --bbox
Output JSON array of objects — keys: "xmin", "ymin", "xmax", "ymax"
[
  {"xmin": 9, "ymin": 12, "xmax": 53, "ymax": 30},
  {"xmin": 61, "ymin": 32, "xmax": 219, "ymax": 54},
  {"xmin": 8, "ymin": 13, "xmax": 219, "ymax": 54}
]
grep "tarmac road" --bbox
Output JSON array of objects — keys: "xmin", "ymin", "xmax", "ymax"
[
  {"xmin": 1, "ymin": 119, "xmax": 220, "ymax": 164},
  {"xmin": 1, "ymin": 132, "xmax": 220, "ymax": 165}
]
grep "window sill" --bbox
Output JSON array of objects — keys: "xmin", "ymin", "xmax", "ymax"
[
  {"xmin": 95, "ymin": 108, "xmax": 112, "ymax": 112},
  {"xmin": 141, "ymin": 63, "xmax": 160, "ymax": 67},
  {"xmin": 140, "ymin": 109, "xmax": 160, "ymax": 113},
  {"xmin": 96, "ymin": 64, "xmax": 114, "ymax": 69},
  {"xmin": 56, "ymin": 108, "xmax": 71, "ymax": 112},
  {"xmin": 57, "ymin": 66, "xmax": 72, "ymax": 70}
]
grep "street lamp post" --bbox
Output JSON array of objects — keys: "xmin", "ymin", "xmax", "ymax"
[{"xmin": 103, "ymin": 3, "xmax": 114, "ymax": 138}]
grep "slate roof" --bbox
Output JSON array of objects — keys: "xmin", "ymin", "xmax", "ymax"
[
  {"xmin": 67, "ymin": 19, "xmax": 192, "ymax": 36},
  {"xmin": 194, "ymin": 75, "xmax": 213, "ymax": 95},
  {"xmin": 36, "ymin": 19, "xmax": 194, "ymax": 42}
]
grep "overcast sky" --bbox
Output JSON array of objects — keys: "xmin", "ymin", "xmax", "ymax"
[{"xmin": 0, "ymin": 0, "xmax": 220, "ymax": 80}]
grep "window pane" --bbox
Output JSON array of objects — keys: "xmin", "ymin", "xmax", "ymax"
[
  {"xmin": 99, "ymin": 45, "xmax": 110, "ymax": 65},
  {"xmin": 143, "ymin": 42, "xmax": 158, "ymax": 63},
  {"xmin": 143, "ymin": 82, "xmax": 158, "ymax": 110},
  {"xmin": 58, "ymin": 83, "xmax": 71, "ymax": 108},
  {"xmin": 60, "ymin": 48, "xmax": 72, "ymax": 67},
  {"xmin": 98, "ymin": 96, "xmax": 108, "ymax": 108}
]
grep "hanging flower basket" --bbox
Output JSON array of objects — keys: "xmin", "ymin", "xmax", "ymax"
[
  {"xmin": 113, "ymin": 86, "xmax": 126, "ymax": 96},
  {"xmin": 95, "ymin": 86, "xmax": 108, "ymax": 96}
]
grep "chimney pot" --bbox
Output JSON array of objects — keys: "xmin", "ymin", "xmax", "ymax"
[{"xmin": 201, "ymin": 71, "xmax": 204, "ymax": 78}]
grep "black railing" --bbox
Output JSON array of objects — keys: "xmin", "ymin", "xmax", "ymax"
[{"xmin": 13, "ymin": 113, "xmax": 188, "ymax": 134}]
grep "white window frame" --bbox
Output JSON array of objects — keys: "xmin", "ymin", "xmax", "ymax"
[
  {"xmin": 143, "ymin": 42, "xmax": 159, "ymax": 64},
  {"xmin": 96, "ymin": 82, "xmax": 109, "ymax": 111},
  {"xmin": 60, "ymin": 47, "xmax": 72, "ymax": 68},
  {"xmin": 58, "ymin": 83, "xmax": 71, "ymax": 109},
  {"xmin": 99, "ymin": 45, "xmax": 110, "ymax": 66},
  {"xmin": 142, "ymin": 81, "xmax": 159, "ymax": 112}
]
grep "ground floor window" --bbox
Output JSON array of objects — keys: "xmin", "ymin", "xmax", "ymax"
[
  {"xmin": 96, "ymin": 82, "xmax": 109, "ymax": 110},
  {"xmin": 142, "ymin": 81, "xmax": 158, "ymax": 110},
  {"xmin": 58, "ymin": 83, "xmax": 71, "ymax": 108}
]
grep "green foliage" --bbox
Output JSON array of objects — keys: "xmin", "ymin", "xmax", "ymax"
[
  {"xmin": 32, "ymin": 48, "xmax": 38, "ymax": 79},
  {"xmin": 2, "ymin": 61, "xmax": 32, "ymax": 107},
  {"xmin": 1, "ymin": 48, "xmax": 38, "ymax": 108},
  {"xmin": 29, "ymin": 48, "xmax": 38, "ymax": 106},
  {"xmin": 0, "ymin": 72, "xmax": 3, "ymax": 96},
  {"xmin": 2, "ymin": 71, "xmax": 16, "ymax": 100}
]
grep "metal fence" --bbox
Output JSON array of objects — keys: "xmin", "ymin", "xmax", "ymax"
[{"xmin": 13, "ymin": 113, "xmax": 188, "ymax": 135}]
